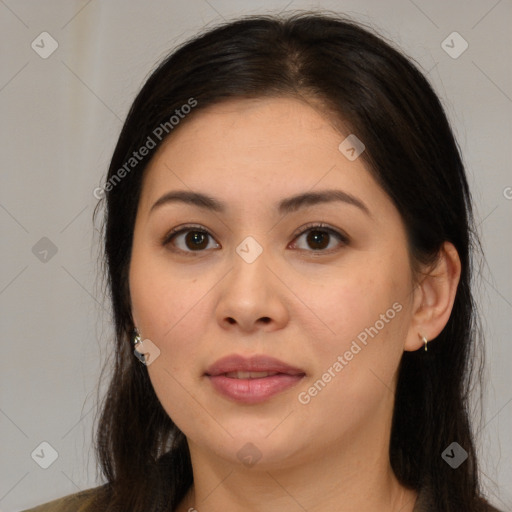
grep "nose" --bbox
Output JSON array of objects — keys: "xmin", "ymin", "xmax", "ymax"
[{"xmin": 215, "ymin": 243, "xmax": 289, "ymax": 334}]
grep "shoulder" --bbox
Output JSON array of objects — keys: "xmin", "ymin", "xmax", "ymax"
[
  {"xmin": 20, "ymin": 485, "xmax": 108, "ymax": 512},
  {"xmin": 481, "ymin": 500, "xmax": 505, "ymax": 512}
]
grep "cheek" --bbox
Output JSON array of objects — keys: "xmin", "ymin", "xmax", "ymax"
[
  {"xmin": 293, "ymin": 302, "xmax": 410, "ymax": 447},
  {"xmin": 130, "ymin": 254, "xmax": 217, "ymax": 434},
  {"xmin": 127, "ymin": 222, "xmax": 217, "ymax": 433},
  {"xmin": 129, "ymin": 249, "xmax": 217, "ymax": 375},
  {"xmin": 292, "ymin": 254, "xmax": 412, "ymax": 411},
  {"xmin": 129, "ymin": 244, "xmax": 213, "ymax": 341},
  {"xmin": 293, "ymin": 257, "xmax": 410, "ymax": 351}
]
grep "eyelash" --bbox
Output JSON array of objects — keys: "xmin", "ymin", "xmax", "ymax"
[{"xmin": 161, "ymin": 222, "xmax": 349, "ymax": 256}]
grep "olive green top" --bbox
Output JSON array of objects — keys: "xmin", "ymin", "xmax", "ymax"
[{"xmin": 21, "ymin": 484, "xmax": 502, "ymax": 512}]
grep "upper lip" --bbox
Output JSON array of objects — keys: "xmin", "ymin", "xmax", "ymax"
[{"xmin": 205, "ymin": 354, "xmax": 305, "ymax": 377}]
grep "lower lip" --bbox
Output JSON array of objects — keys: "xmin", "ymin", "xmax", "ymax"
[{"xmin": 207, "ymin": 374, "xmax": 304, "ymax": 404}]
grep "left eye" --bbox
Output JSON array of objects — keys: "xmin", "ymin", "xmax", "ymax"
[
  {"xmin": 291, "ymin": 224, "xmax": 348, "ymax": 252},
  {"xmin": 163, "ymin": 223, "xmax": 348, "ymax": 254}
]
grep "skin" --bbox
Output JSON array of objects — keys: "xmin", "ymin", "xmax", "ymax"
[{"xmin": 129, "ymin": 97, "xmax": 461, "ymax": 512}]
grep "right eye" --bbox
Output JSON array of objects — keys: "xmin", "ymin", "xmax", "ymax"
[{"xmin": 162, "ymin": 225, "xmax": 220, "ymax": 254}]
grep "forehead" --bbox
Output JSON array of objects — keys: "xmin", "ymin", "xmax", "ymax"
[
  {"xmin": 156, "ymin": 96, "xmax": 343, "ymax": 156},
  {"xmin": 140, "ymin": 97, "xmax": 379, "ymax": 207}
]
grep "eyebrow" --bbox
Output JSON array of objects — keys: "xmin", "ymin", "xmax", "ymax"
[{"xmin": 149, "ymin": 189, "xmax": 371, "ymax": 216}]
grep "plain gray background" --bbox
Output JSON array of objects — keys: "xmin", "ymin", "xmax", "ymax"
[{"xmin": 1, "ymin": 1, "xmax": 510, "ymax": 511}]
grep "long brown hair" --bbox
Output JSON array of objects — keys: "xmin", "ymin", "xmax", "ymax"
[{"xmin": 93, "ymin": 11, "xmax": 490, "ymax": 511}]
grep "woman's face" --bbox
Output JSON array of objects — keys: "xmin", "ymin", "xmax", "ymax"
[{"xmin": 129, "ymin": 97, "xmax": 419, "ymax": 470}]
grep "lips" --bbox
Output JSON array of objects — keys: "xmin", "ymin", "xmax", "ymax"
[
  {"xmin": 205, "ymin": 354, "xmax": 305, "ymax": 404},
  {"xmin": 205, "ymin": 354, "xmax": 305, "ymax": 377}
]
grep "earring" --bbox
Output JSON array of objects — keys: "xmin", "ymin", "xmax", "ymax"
[
  {"xmin": 133, "ymin": 328, "xmax": 142, "ymax": 346},
  {"xmin": 420, "ymin": 334, "xmax": 428, "ymax": 351}
]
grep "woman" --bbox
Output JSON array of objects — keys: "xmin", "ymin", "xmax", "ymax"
[{"xmin": 24, "ymin": 11, "xmax": 503, "ymax": 512}]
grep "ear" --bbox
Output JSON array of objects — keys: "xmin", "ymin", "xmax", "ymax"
[{"xmin": 404, "ymin": 241, "xmax": 461, "ymax": 351}]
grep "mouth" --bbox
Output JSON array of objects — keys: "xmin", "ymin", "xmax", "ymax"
[
  {"xmin": 223, "ymin": 371, "xmax": 285, "ymax": 379},
  {"xmin": 205, "ymin": 354, "xmax": 306, "ymax": 404}
]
